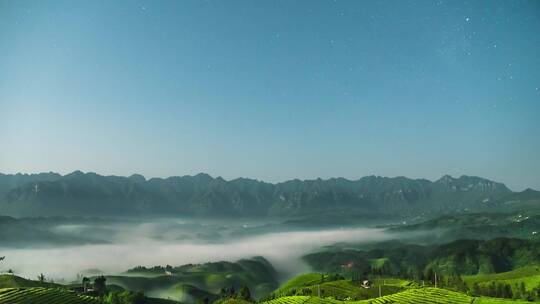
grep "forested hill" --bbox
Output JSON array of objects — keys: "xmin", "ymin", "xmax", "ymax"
[
  {"xmin": 303, "ymin": 237, "xmax": 540, "ymax": 278},
  {"xmin": 0, "ymin": 171, "xmax": 537, "ymax": 217}
]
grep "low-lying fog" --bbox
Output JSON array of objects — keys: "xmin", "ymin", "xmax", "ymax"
[{"xmin": 0, "ymin": 218, "xmax": 394, "ymax": 282}]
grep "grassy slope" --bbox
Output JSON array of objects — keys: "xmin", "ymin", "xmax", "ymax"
[
  {"xmin": 113, "ymin": 257, "xmax": 277, "ymax": 301},
  {"xmin": 0, "ymin": 274, "xmax": 61, "ymax": 288},
  {"xmin": 303, "ymin": 280, "xmax": 403, "ymax": 301},
  {"xmin": 389, "ymin": 212, "xmax": 540, "ymax": 243},
  {"xmin": 303, "ymin": 238, "xmax": 540, "ymax": 278},
  {"xmin": 473, "ymin": 298, "xmax": 532, "ymax": 304},
  {"xmin": 272, "ymin": 273, "xmax": 416, "ymax": 301},
  {"xmin": 147, "ymin": 283, "xmax": 217, "ymax": 303},
  {"xmin": 463, "ymin": 265, "xmax": 540, "ymax": 291},
  {"xmin": 214, "ymin": 299, "xmax": 252, "ymax": 304},
  {"xmin": 275, "ymin": 273, "xmax": 325, "ymax": 294},
  {"xmin": 146, "ymin": 297, "xmax": 182, "ymax": 304},
  {"xmin": 262, "ymin": 287, "xmax": 534, "ymax": 304},
  {"xmin": 106, "ymin": 271, "xmax": 267, "ymax": 298},
  {"xmin": 0, "ymin": 287, "xmax": 98, "ymax": 304}
]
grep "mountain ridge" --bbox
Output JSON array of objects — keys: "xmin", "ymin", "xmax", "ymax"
[{"xmin": 0, "ymin": 171, "xmax": 536, "ymax": 217}]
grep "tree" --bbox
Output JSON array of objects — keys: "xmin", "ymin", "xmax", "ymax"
[
  {"xmin": 300, "ymin": 288, "xmax": 312, "ymax": 296},
  {"xmin": 423, "ymin": 268, "xmax": 434, "ymax": 285},
  {"xmin": 238, "ymin": 285, "xmax": 251, "ymax": 301},
  {"xmin": 504, "ymin": 283, "xmax": 513, "ymax": 299},
  {"xmin": 94, "ymin": 276, "xmax": 107, "ymax": 295},
  {"xmin": 82, "ymin": 277, "xmax": 90, "ymax": 293},
  {"xmin": 454, "ymin": 275, "xmax": 468, "ymax": 293},
  {"xmin": 132, "ymin": 291, "xmax": 145, "ymax": 304},
  {"xmin": 472, "ymin": 282, "xmax": 481, "ymax": 296},
  {"xmin": 197, "ymin": 298, "xmax": 209, "ymax": 304},
  {"xmin": 103, "ymin": 291, "xmax": 145, "ymax": 304},
  {"xmin": 37, "ymin": 273, "xmax": 45, "ymax": 282},
  {"xmin": 519, "ymin": 282, "xmax": 526, "ymax": 299},
  {"xmin": 496, "ymin": 283, "xmax": 504, "ymax": 298}
]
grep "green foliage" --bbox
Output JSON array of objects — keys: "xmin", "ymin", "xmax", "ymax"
[
  {"xmin": 272, "ymin": 273, "xmax": 341, "ymax": 296},
  {"xmin": 0, "ymin": 287, "xmax": 98, "ymax": 304},
  {"xmin": 270, "ymin": 273, "xmax": 413, "ymax": 302},
  {"xmin": 0, "ymin": 274, "xmax": 60, "ymax": 288},
  {"xmin": 94, "ymin": 275, "xmax": 107, "ymax": 295},
  {"xmin": 391, "ymin": 212, "xmax": 540, "ymax": 243},
  {"xmin": 260, "ymin": 287, "xmax": 535, "ymax": 304},
  {"xmin": 214, "ymin": 299, "xmax": 251, "ymax": 304},
  {"xmin": 464, "ymin": 265, "xmax": 540, "ymax": 290},
  {"xmin": 103, "ymin": 290, "xmax": 146, "ymax": 304},
  {"xmin": 237, "ymin": 286, "xmax": 251, "ymax": 301},
  {"xmin": 116, "ymin": 257, "xmax": 277, "ymax": 301},
  {"xmin": 463, "ymin": 265, "xmax": 540, "ymax": 300},
  {"xmin": 304, "ymin": 238, "xmax": 540, "ymax": 279}
]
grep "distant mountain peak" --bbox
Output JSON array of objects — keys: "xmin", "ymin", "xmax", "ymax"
[
  {"xmin": 194, "ymin": 172, "xmax": 213, "ymax": 179},
  {"xmin": 437, "ymin": 175, "xmax": 455, "ymax": 183},
  {"xmin": 129, "ymin": 174, "xmax": 146, "ymax": 183},
  {"xmin": 66, "ymin": 170, "xmax": 85, "ymax": 177},
  {"xmin": 0, "ymin": 170, "xmax": 521, "ymax": 217}
]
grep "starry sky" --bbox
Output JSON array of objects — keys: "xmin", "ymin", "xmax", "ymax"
[{"xmin": 0, "ymin": 0, "xmax": 539, "ymax": 190}]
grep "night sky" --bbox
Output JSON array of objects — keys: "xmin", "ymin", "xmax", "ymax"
[{"xmin": 1, "ymin": 0, "xmax": 539, "ymax": 190}]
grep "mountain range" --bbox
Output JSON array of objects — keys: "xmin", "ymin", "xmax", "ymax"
[{"xmin": 0, "ymin": 171, "xmax": 538, "ymax": 217}]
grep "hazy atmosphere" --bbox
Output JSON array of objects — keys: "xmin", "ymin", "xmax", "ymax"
[
  {"xmin": 1, "ymin": 0, "xmax": 540, "ymax": 190},
  {"xmin": 1, "ymin": 1, "xmax": 540, "ymax": 304},
  {"xmin": 1, "ymin": 218, "xmax": 391, "ymax": 281}
]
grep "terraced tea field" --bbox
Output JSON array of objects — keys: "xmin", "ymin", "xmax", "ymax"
[
  {"xmin": 361, "ymin": 287, "xmax": 472, "ymax": 303},
  {"xmin": 272, "ymin": 274, "xmax": 416, "ymax": 301},
  {"xmin": 263, "ymin": 296, "xmax": 343, "ymax": 304},
  {"xmin": 463, "ymin": 265, "xmax": 540, "ymax": 292},
  {"xmin": 262, "ymin": 287, "xmax": 534, "ymax": 304},
  {"xmin": 0, "ymin": 287, "xmax": 98, "ymax": 304}
]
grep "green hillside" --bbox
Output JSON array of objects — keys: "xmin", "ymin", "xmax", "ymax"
[
  {"xmin": 463, "ymin": 265, "xmax": 540, "ymax": 298},
  {"xmin": 473, "ymin": 298, "xmax": 534, "ymax": 303},
  {"xmin": 107, "ymin": 257, "xmax": 278, "ymax": 302},
  {"xmin": 261, "ymin": 287, "xmax": 534, "ymax": 304},
  {"xmin": 390, "ymin": 212, "xmax": 540, "ymax": 243},
  {"xmin": 359, "ymin": 287, "xmax": 471, "ymax": 303},
  {"xmin": 147, "ymin": 283, "xmax": 217, "ymax": 303},
  {"xmin": 0, "ymin": 274, "xmax": 61, "ymax": 288},
  {"xmin": 464, "ymin": 265, "xmax": 540, "ymax": 288},
  {"xmin": 0, "ymin": 287, "xmax": 98, "ymax": 304},
  {"xmin": 214, "ymin": 299, "xmax": 252, "ymax": 304},
  {"xmin": 272, "ymin": 275, "xmax": 412, "ymax": 301},
  {"xmin": 304, "ymin": 238, "xmax": 540, "ymax": 279},
  {"xmin": 274, "ymin": 273, "xmax": 326, "ymax": 295}
]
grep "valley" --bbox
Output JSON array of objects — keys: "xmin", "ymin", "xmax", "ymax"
[{"xmin": 1, "ymin": 173, "xmax": 539, "ymax": 303}]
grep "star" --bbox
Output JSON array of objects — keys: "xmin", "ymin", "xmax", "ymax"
[{"xmin": 465, "ymin": 17, "xmax": 470, "ymax": 22}]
